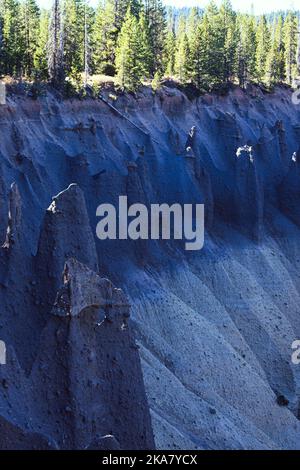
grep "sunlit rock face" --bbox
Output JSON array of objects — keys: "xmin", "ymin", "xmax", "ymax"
[{"xmin": 0, "ymin": 84, "xmax": 300, "ymax": 449}]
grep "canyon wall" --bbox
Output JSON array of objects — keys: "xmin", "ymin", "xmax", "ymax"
[{"xmin": 0, "ymin": 84, "xmax": 299, "ymax": 449}]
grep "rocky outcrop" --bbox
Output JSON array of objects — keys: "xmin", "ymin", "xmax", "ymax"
[
  {"xmin": 0, "ymin": 258, "xmax": 154, "ymax": 450},
  {"xmin": 30, "ymin": 258, "xmax": 154, "ymax": 449},
  {"xmin": 36, "ymin": 183, "xmax": 98, "ymax": 310}
]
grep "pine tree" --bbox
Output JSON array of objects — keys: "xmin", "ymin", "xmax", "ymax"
[
  {"xmin": 163, "ymin": 29, "xmax": 176, "ymax": 76},
  {"xmin": 83, "ymin": 2, "xmax": 89, "ymax": 86},
  {"xmin": 283, "ymin": 11, "xmax": 298, "ymax": 85},
  {"xmin": 34, "ymin": 8, "xmax": 50, "ymax": 79},
  {"xmin": 115, "ymin": 0, "xmax": 141, "ymax": 30},
  {"xmin": 297, "ymin": 19, "xmax": 300, "ymax": 79},
  {"xmin": 255, "ymin": 15, "xmax": 270, "ymax": 82},
  {"xmin": 115, "ymin": 7, "xmax": 144, "ymax": 91},
  {"xmin": 63, "ymin": 0, "xmax": 85, "ymax": 78},
  {"xmin": 20, "ymin": 0, "xmax": 40, "ymax": 77},
  {"xmin": 162, "ymin": 4, "xmax": 176, "ymax": 76},
  {"xmin": 92, "ymin": 2, "xmax": 112, "ymax": 75},
  {"xmin": 92, "ymin": 0, "xmax": 140, "ymax": 76},
  {"xmin": 200, "ymin": 0, "xmax": 223, "ymax": 88},
  {"xmin": 265, "ymin": 16, "xmax": 285, "ymax": 85},
  {"xmin": 190, "ymin": 22, "xmax": 205, "ymax": 88},
  {"xmin": 217, "ymin": 0, "xmax": 237, "ymax": 83},
  {"xmin": 0, "ymin": 0, "xmax": 23, "ymax": 75},
  {"xmin": 236, "ymin": 14, "xmax": 257, "ymax": 87},
  {"xmin": 0, "ymin": 5, "xmax": 5, "ymax": 75},
  {"xmin": 165, "ymin": 5, "xmax": 175, "ymax": 32},
  {"xmin": 176, "ymin": 12, "xmax": 186, "ymax": 38},
  {"xmin": 47, "ymin": 0, "xmax": 64, "ymax": 86},
  {"xmin": 174, "ymin": 32, "xmax": 191, "ymax": 82},
  {"xmin": 92, "ymin": 0, "xmax": 117, "ymax": 75},
  {"xmin": 138, "ymin": 9, "xmax": 152, "ymax": 78},
  {"xmin": 144, "ymin": 0, "xmax": 166, "ymax": 75},
  {"xmin": 186, "ymin": 6, "xmax": 200, "ymax": 40}
]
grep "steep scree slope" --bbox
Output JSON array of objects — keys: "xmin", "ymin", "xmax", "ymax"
[{"xmin": 0, "ymin": 85, "xmax": 300, "ymax": 449}]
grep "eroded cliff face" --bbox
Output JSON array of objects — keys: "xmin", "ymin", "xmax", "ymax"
[{"xmin": 0, "ymin": 84, "xmax": 300, "ymax": 449}]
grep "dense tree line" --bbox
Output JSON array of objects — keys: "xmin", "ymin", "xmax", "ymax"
[{"xmin": 0, "ymin": 0, "xmax": 299, "ymax": 92}]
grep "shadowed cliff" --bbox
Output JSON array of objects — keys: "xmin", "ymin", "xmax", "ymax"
[{"xmin": 0, "ymin": 84, "xmax": 300, "ymax": 449}]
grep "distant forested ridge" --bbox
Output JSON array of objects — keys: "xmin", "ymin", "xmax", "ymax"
[{"xmin": 0, "ymin": 0, "xmax": 299, "ymax": 92}]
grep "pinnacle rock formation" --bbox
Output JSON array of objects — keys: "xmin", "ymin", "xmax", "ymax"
[
  {"xmin": 0, "ymin": 259, "xmax": 154, "ymax": 450},
  {"xmin": 36, "ymin": 183, "xmax": 98, "ymax": 310}
]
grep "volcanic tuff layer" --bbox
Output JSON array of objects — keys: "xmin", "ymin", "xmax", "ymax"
[{"xmin": 0, "ymin": 84, "xmax": 299, "ymax": 449}]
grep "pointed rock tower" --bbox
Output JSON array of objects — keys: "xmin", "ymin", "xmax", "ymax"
[
  {"xmin": 36, "ymin": 183, "xmax": 98, "ymax": 310},
  {"xmin": 30, "ymin": 258, "xmax": 154, "ymax": 450}
]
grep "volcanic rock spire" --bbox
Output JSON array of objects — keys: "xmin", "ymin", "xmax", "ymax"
[
  {"xmin": 36, "ymin": 183, "xmax": 98, "ymax": 309},
  {"xmin": 31, "ymin": 258, "xmax": 155, "ymax": 450}
]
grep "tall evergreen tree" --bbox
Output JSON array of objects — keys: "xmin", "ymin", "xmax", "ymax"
[
  {"xmin": 297, "ymin": 19, "xmax": 300, "ymax": 79},
  {"xmin": 236, "ymin": 14, "xmax": 257, "ymax": 87},
  {"xmin": 144, "ymin": 0, "xmax": 166, "ymax": 75},
  {"xmin": 0, "ymin": 10, "xmax": 3, "ymax": 75},
  {"xmin": 200, "ymin": 0, "xmax": 223, "ymax": 88},
  {"xmin": 265, "ymin": 16, "xmax": 285, "ymax": 85},
  {"xmin": 165, "ymin": 5, "xmax": 175, "ymax": 32},
  {"xmin": 20, "ymin": 0, "xmax": 40, "ymax": 77},
  {"xmin": 92, "ymin": 1, "xmax": 116, "ymax": 75},
  {"xmin": 92, "ymin": 0, "xmax": 140, "ymax": 76},
  {"xmin": 47, "ymin": 0, "xmax": 64, "ymax": 86},
  {"xmin": 217, "ymin": 0, "xmax": 237, "ymax": 83},
  {"xmin": 63, "ymin": 0, "xmax": 85, "ymax": 77},
  {"xmin": 34, "ymin": 8, "xmax": 49, "ymax": 79},
  {"xmin": 0, "ymin": 0, "xmax": 22, "ymax": 75},
  {"xmin": 138, "ymin": 9, "xmax": 152, "ymax": 78},
  {"xmin": 115, "ymin": 0, "xmax": 141, "ymax": 30},
  {"xmin": 255, "ymin": 15, "xmax": 270, "ymax": 82},
  {"xmin": 186, "ymin": 6, "xmax": 200, "ymax": 40},
  {"xmin": 190, "ymin": 21, "xmax": 205, "ymax": 88},
  {"xmin": 163, "ymin": 29, "xmax": 176, "ymax": 76},
  {"xmin": 283, "ymin": 11, "xmax": 298, "ymax": 85},
  {"xmin": 115, "ymin": 7, "xmax": 144, "ymax": 90},
  {"xmin": 83, "ymin": 1, "xmax": 90, "ymax": 86},
  {"xmin": 174, "ymin": 32, "xmax": 191, "ymax": 82}
]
